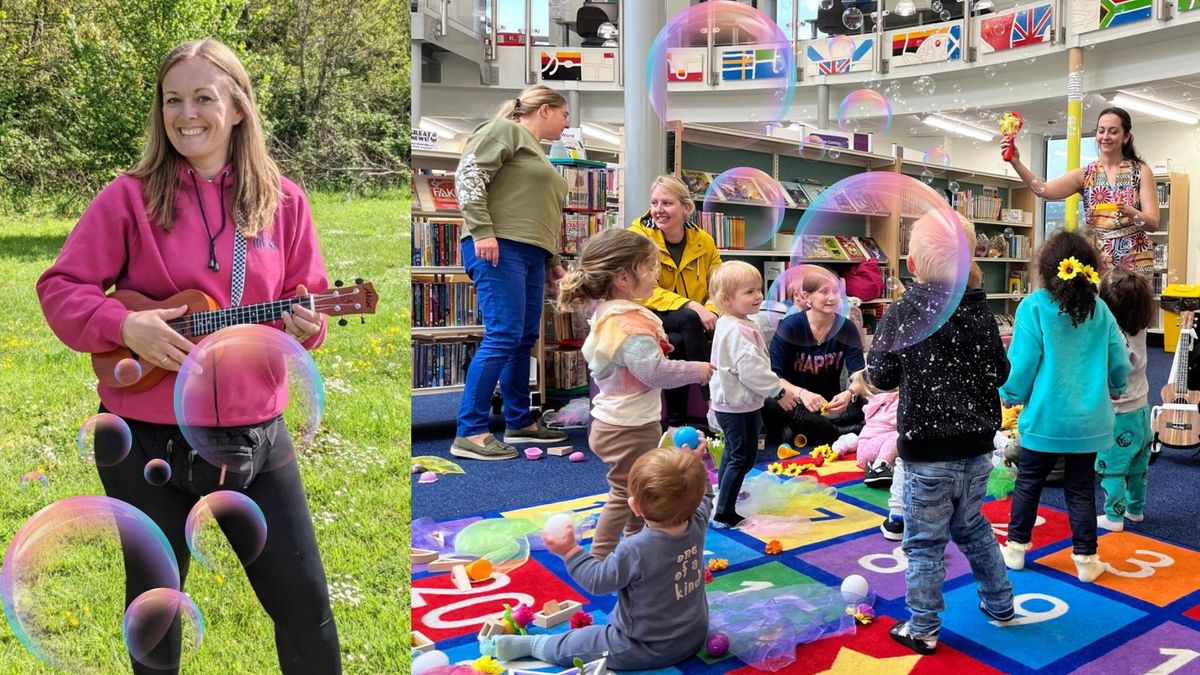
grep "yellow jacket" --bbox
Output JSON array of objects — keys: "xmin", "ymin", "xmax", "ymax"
[{"xmin": 629, "ymin": 219, "xmax": 724, "ymax": 314}]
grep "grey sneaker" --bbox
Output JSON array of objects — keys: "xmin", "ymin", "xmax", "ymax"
[
  {"xmin": 450, "ymin": 435, "xmax": 519, "ymax": 461},
  {"xmin": 503, "ymin": 423, "xmax": 568, "ymax": 444}
]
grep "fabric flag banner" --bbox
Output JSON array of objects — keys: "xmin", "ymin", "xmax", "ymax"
[
  {"xmin": 890, "ymin": 25, "xmax": 961, "ymax": 67},
  {"xmin": 540, "ymin": 51, "xmax": 581, "ymax": 81},
  {"xmin": 1099, "ymin": 0, "xmax": 1152, "ymax": 28},
  {"xmin": 980, "ymin": 3, "xmax": 1054, "ymax": 53},
  {"xmin": 1182, "ymin": 0, "xmax": 1200, "ymax": 11},
  {"xmin": 666, "ymin": 48, "xmax": 706, "ymax": 82},
  {"xmin": 720, "ymin": 47, "xmax": 789, "ymax": 81},
  {"xmin": 805, "ymin": 37, "xmax": 874, "ymax": 77}
]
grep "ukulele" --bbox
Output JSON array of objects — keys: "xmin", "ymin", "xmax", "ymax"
[
  {"xmin": 92, "ymin": 280, "xmax": 378, "ymax": 392},
  {"xmin": 1153, "ymin": 311, "xmax": 1200, "ymax": 447}
]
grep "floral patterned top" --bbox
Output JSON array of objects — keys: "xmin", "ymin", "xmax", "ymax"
[{"xmin": 1081, "ymin": 159, "xmax": 1153, "ymax": 273}]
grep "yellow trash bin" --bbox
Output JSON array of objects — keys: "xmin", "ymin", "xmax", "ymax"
[{"xmin": 1161, "ymin": 284, "xmax": 1200, "ymax": 352}]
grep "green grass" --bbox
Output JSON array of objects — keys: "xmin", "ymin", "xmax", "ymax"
[{"xmin": 0, "ymin": 191, "xmax": 411, "ymax": 673}]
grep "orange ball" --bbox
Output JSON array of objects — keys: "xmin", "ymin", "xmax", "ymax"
[{"xmin": 466, "ymin": 559, "xmax": 494, "ymax": 582}]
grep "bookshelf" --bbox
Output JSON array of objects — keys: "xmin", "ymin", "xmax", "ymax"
[{"xmin": 1148, "ymin": 171, "xmax": 1190, "ymax": 335}]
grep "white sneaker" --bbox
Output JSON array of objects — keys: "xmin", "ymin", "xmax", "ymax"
[
  {"xmin": 1073, "ymin": 553, "xmax": 1105, "ymax": 583},
  {"xmin": 1001, "ymin": 540, "xmax": 1031, "ymax": 570},
  {"xmin": 1097, "ymin": 515, "xmax": 1124, "ymax": 532},
  {"xmin": 1125, "ymin": 512, "xmax": 1144, "ymax": 522}
]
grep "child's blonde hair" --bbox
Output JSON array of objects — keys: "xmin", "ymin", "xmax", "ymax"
[
  {"xmin": 556, "ymin": 228, "xmax": 659, "ymax": 312},
  {"xmin": 708, "ymin": 261, "xmax": 761, "ymax": 313},
  {"xmin": 958, "ymin": 215, "xmax": 984, "ymax": 289},
  {"xmin": 629, "ymin": 447, "xmax": 707, "ymax": 526},
  {"xmin": 908, "ymin": 209, "xmax": 971, "ymax": 284},
  {"xmin": 849, "ymin": 368, "xmax": 885, "ymax": 397}
]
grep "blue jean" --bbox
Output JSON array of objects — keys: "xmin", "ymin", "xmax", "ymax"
[
  {"xmin": 1008, "ymin": 448, "xmax": 1098, "ymax": 555},
  {"xmin": 714, "ymin": 410, "xmax": 761, "ymax": 518},
  {"xmin": 457, "ymin": 237, "xmax": 547, "ymax": 437},
  {"xmin": 903, "ymin": 454, "xmax": 1013, "ymax": 635}
]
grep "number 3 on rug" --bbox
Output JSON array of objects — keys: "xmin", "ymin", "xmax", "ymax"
[{"xmin": 1104, "ymin": 549, "xmax": 1175, "ymax": 579}]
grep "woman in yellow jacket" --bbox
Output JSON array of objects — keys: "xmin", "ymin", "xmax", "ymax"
[{"xmin": 629, "ymin": 174, "xmax": 724, "ymax": 427}]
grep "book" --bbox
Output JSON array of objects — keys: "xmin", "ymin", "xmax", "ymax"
[
  {"xmin": 426, "ymin": 177, "xmax": 460, "ymax": 212},
  {"xmin": 800, "ymin": 183, "xmax": 827, "ymax": 203},
  {"xmin": 830, "ymin": 191, "xmax": 857, "ymax": 213},
  {"xmin": 680, "ymin": 170, "xmax": 713, "ymax": 196},
  {"xmin": 780, "ymin": 181, "xmax": 810, "ymax": 209},
  {"xmin": 820, "ymin": 236, "xmax": 848, "ymax": 260},
  {"xmin": 856, "ymin": 236, "xmax": 888, "ymax": 263},
  {"xmin": 798, "ymin": 235, "xmax": 836, "ymax": 260},
  {"xmin": 836, "ymin": 236, "xmax": 869, "ymax": 261},
  {"xmin": 732, "ymin": 176, "xmax": 763, "ymax": 201}
]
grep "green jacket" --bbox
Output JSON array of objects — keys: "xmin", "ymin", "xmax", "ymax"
[
  {"xmin": 629, "ymin": 219, "xmax": 724, "ymax": 314},
  {"xmin": 455, "ymin": 118, "xmax": 568, "ymax": 266}
]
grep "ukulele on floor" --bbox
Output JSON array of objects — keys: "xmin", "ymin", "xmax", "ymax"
[
  {"xmin": 1153, "ymin": 311, "xmax": 1200, "ymax": 448},
  {"xmin": 92, "ymin": 280, "xmax": 377, "ymax": 392}
]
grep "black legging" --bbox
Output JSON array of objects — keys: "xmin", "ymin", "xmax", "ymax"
[
  {"xmin": 763, "ymin": 397, "xmax": 866, "ymax": 449},
  {"xmin": 97, "ymin": 411, "xmax": 340, "ymax": 674},
  {"xmin": 655, "ymin": 306, "xmax": 711, "ymax": 425}
]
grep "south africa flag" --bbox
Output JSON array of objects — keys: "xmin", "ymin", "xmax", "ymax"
[{"xmin": 1099, "ymin": 0, "xmax": 1151, "ymax": 27}]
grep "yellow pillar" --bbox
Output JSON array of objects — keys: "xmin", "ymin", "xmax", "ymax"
[{"xmin": 1065, "ymin": 47, "xmax": 1084, "ymax": 232}]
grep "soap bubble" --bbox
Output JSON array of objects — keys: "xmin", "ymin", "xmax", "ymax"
[
  {"xmin": 923, "ymin": 147, "xmax": 951, "ymax": 176},
  {"xmin": 19, "ymin": 471, "xmax": 48, "ymax": 496},
  {"xmin": 144, "ymin": 459, "xmax": 171, "ymax": 487},
  {"xmin": 984, "ymin": 66, "xmax": 997, "ymax": 78},
  {"xmin": 920, "ymin": 170, "xmax": 934, "ymax": 184},
  {"xmin": 940, "ymin": 10, "xmax": 952, "ymax": 20},
  {"xmin": 799, "ymin": 134, "xmax": 827, "ymax": 161},
  {"xmin": 1, "ymin": 496, "xmax": 179, "ymax": 672},
  {"xmin": 763, "ymin": 264, "xmax": 849, "ymax": 337},
  {"xmin": 914, "ymin": 76, "xmax": 935, "ymax": 96},
  {"xmin": 842, "ymin": 7, "xmax": 863, "ymax": 30},
  {"xmin": 123, "ymin": 588, "xmax": 204, "ymax": 669},
  {"xmin": 838, "ymin": 89, "xmax": 893, "ymax": 135},
  {"xmin": 185, "ymin": 491, "xmax": 268, "ymax": 573},
  {"xmin": 649, "ymin": 2, "xmax": 793, "ymax": 145},
  {"xmin": 77, "ymin": 413, "xmax": 132, "ymax": 468},
  {"xmin": 114, "ymin": 358, "xmax": 142, "ymax": 386},
  {"xmin": 175, "ymin": 325, "xmax": 323, "ymax": 477},
  {"xmin": 704, "ymin": 168, "xmax": 788, "ymax": 248},
  {"xmin": 821, "ymin": 0, "xmax": 834, "ymax": 8},
  {"xmin": 948, "ymin": 181, "xmax": 962, "ymax": 194},
  {"xmin": 1003, "ymin": 227, "xmax": 1015, "ymax": 240},
  {"xmin": 932, "ymin": 0, "xmax": 943, "ymax": 10}
]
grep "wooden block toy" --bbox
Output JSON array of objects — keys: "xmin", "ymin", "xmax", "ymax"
[
  {"xmin": 411, "ymin": 630, "xmax": 434, "ymax": 654},
  {"xmin": 427, "ymin": 556, "xmax": 473, "ymax": 573},
  {"xmin": 532, "ymin": 599, "xmax": 582, "ymax": 628},
  {"xmin": 412, "ymin": 548, "xmax": 438, "ymax": 565},
  {"xmin": 547, "ymin": 445, "xmax": 574, "ymax": 457},
  {"xmin": 451, "ymin": 564, "xmax": 472, "ymax": 591},
  {"xmin": 477, "ymin": 618, "xmax": 511, "ymax": 641},
  {"xmin": 510, "ymin": 656, "xmax": 607, "ymax": 675}
]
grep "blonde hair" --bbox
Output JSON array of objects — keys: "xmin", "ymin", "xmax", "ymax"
[
  {"xmin": 849, "ymin": 368, "xmax": 884, "ymax": 397},
  {"xmin": 629, "ymin": 448, "xmax": 707, "ymax": 526},
  {"xmin": 556, "ymin": 228, "xmax": 659, "ymax": 312},
  {"xmin": 128, "ymin": 39, "xmax": 280, "ymax": 237},
  {"xmin": 709, "ymin": 261, "xmax": 761, "ymax": 313},
  {"xmin": 495, "ymin": 84, "xmax": 567, "ymax": 120},
  {"xmin": 908, "ymin": 209, "xmax": 970, "ymax": 284},
  {"xmin": 640, "ymin": 174, "xmax": 696, "ymax": 225},
  {"xmin": 958, "ymin": 215, "xmax": 984, "ymax": 288}
]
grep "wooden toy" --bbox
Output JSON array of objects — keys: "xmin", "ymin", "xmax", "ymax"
[
  {"xmin": 547, "ymin": 445, "xmax": 574, "ymax": 457},
  {"xmin": 477, "ymin": 618, "xmax": 511, "ymax": 640},
  {"xmin": 412, "ymin": 548, "xmax": 438, "ymax": 565},
  {"xmin": 451, "ymin": 564, "xmax": 472, "ymax": 591},
  {"xmin": 533, "ymin": 599, "xmax": 583, "ymax": 628},
  {"xmin": 510, "ymin": 656, "xmax": 607, "ymax": 675},
  {"xmin": 411, "ymin": 630, "xmax": 435, "ymax": 655},
  {"xmin": 427, "ymin": 556, "xmax": 473, "ymax": 573}
]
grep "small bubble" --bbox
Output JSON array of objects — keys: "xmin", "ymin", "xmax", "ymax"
[
  {"xmin": 984, "ymin": 66, "xmax": 997, "ymax": 78},
  {"xmin": 948, "ymin": 181, "xmax": 961, "ymax": 194},
  {"xmin": 920, "ymin": 170, "xmax": 934, "ymax": 184},
  {"xmin": 1003, "ymin": 227, "xmax": 1014, "ymax": 241}
]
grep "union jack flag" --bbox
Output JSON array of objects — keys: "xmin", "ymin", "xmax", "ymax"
[
  {"xmin": 807, "ymin": 39, "xmax": 874, "ymax": 75},
  {"xmin": 1011, "ymin": 4, "xmax": 1052, "ymax": 48}
]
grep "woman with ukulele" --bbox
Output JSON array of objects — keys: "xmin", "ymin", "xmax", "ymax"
[{"xmin": 37, "ymin": 40, "xmax": 341, "ymax": 673}]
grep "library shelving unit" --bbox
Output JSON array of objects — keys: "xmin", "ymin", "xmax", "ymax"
[{"xmin": 1147, "ymin": 171, "xmax": 1190, "ymax": 335}]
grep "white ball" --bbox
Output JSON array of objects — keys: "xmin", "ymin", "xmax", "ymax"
[
  {"xmin": 544, "ymin": 513, "xmax": 574, "ymax": 539},
  {"xmin": 840, "ymin": 574, "xmax": 870, "ymax": 603},
  {"xmin": 412, "ymin": 650, "xmax": 450, "ymax": 675}
]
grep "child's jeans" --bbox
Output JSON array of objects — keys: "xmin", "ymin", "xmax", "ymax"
[
  {"xmin": 903, "ymin": 454, "xmax": 1013, "ymax": 636},
  {"xmin": 714, "ymin": 410, "xmax": 761, "ymax": 518},
  {"xmin": 1097, "ymin": 407, "xmax": 1152, "ymax": 521},
  {"xmin": 1008, "ymin": 448, "xmax": 1099, "ymax": 555}
]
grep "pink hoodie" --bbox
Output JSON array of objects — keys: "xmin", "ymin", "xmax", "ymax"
[
  {"xmin": 37, "ymin": 164, "xmax": 328, "ymax": 426},
  {"xmin": 855, "ymin": 391, "xmax": 900, "ymax": 469}
]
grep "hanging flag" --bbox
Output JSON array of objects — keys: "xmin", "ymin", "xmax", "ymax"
[
  {"xmin": 890, "ymin": 26, "xmax": 960, "ymax": 67},
  {"xmin": 1099, "ymin": 0, "xmax": 1152, "ymax": 27},
  {"xmin": 540, "ymin": 51, "xmax": 582, "ymax": 81},
  {"xmin": 721, "ymin": 47, "xmax": 789, "ymax": 81},
  {"xmin": 667, "ymin": 48, "xmax": 706, "ymax": 82},
  {"xmin": 981, "ymin": 3, "xmax": 1054, "ymax": 52},
  {"xmin": 806, "ymin": 37, "xmax": 874, "ymax": 76}
]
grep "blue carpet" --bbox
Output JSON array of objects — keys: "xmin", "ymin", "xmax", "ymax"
[{"xmin": 411, "ymin": 340, "xmax": 1200, "ymax": 549}]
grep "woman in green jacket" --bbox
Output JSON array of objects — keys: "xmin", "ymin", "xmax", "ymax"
[{"xmin": 629, "ymin": 174, "xmax": 724, "ymax": 428}]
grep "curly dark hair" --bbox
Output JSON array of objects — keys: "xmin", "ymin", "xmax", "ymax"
[
  {"xmin": 1037, "ymin": 230, "xmax": 1101, "ymax": 327},
  {"xmin": 1100, "ymin": 266, "xmax": 1154, "ymax": 335}
]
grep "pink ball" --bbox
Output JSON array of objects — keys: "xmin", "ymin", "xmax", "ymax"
[
  {"xmin": 706, "ymin": 632, "xmax": 730, "ymax": 658},
  {"xmin": 569, "ymin": 451, "xmax": 586, "ymax": 462}
]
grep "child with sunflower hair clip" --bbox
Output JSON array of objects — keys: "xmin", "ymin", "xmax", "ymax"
[{"xmin": 999, "ymin": 230, "xmax": 1131, "ymax": 583}]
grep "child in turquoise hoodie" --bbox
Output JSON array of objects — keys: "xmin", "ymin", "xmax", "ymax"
[{"xmin": 999, "ymin": 231, "xmax": 1131, "ymax": 583}]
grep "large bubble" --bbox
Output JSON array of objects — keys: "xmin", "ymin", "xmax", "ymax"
[
  {"xmin": 704, "ymin": 167, "xmax": 788, "ymax": 249},
  {"xmin": 796, "ymin": 173, "xmax": 969, "ymax": 350},
  {"xmin": 649, "ymin": 2, "xmax": 794, "ymax": 145},
  {"xmin": 184, "ymin": 491, "xmax": 268, "ymax": 573},
  {"xmin": 1, "ymin": 496, "xmax": 179, "ymax": 672},
  {"xmin": 763, "ymin": 264, "xmax": 850, "ymax": 341},
  {"xmin": 174, "ymin": 324, "xmax": 323, "ymax": 476},
  {"xmin": 122, "ymin": 588, "xmax": 204, "ymax": 670},
  {"xmin": 77, "ymin": 413, "xmax": 132, "ymax": 468},
  {"xmin": 838, "ymin": 89, "xmax": 893, "ymax": 135}
]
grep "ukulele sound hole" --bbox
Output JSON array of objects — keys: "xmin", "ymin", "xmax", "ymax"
[{"xmin": 1168, "ymin": 422, "xmax": 1193, "ymax": 431}]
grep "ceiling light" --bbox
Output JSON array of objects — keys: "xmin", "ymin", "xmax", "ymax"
[
  {"xmin": 582, "ymin": 122, "xmax": 621, "ymax": 145},
  {"xmin": 895, "ymin": 0, "xmax": 916, "ymax": 16},
  {"xmin": 418, "ymin": 118, "xmax": 461, "ymax": 140},
  {"xmin": 1111, "ymin": 91, "xmax": 1200, "ymax": 125},
  {"xmin": 923, "ymin": 114, "xmax": 997, "ymax": 141},
  {"xmin": 974, "ymin": 0, "xmax": 995, "ymax": 10}
]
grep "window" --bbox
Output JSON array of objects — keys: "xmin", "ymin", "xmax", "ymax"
[
  {"xmin": 778, "ymin": 0, "xmax": 822, "ymax": 39},
  {"xmin": 496, "ymin": 0, "xmax": 550, "ymax": 37},
  {"xmin": 1043, "ymin": 135, "xmax": 1098, "ymax": 241}
]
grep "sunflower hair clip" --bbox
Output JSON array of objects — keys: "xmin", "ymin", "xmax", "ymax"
[{"xmin": 1057, "ymin": 256, "xmax": 1100, "ymax": 285}]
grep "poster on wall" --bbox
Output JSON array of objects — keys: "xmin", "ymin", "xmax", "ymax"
[
  {"xmin": 667, "ymin": 48, "xmax": 706, "ymax": 82},
  {"xmin": 889, "ymin": 25, "xmax": 961, "ymax": 67},
  {"xmin": 804, "ymin": 36, "xmax": 874, "ymax": 77},
  {"xmin": 540, "ymin": 49, "xmax": 616, "ymax": 82},
  {"xmin": 1072, "ymin": 0, "xmax": 1151, "ymax": 32},
  {"xmin": 980, "ymin": 3, "xmax": 1054, "ymax": 53},
  {"xmin": 540, "ymin": 50, "xmax": 581, "ymax": 80},
  {"xmin": 720, "ymin": 46, "xmax": 789, "ymax": 81}
]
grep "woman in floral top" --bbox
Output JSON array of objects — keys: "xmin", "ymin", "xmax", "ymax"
[{"xmin": 1001, "ymin": 107, "xmax": 1160, "ymax": 273}]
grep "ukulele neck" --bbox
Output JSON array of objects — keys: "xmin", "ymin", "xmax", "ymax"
[{"xmin": 174, "ymin": 297, "xmax": 316, "ymax": 338}]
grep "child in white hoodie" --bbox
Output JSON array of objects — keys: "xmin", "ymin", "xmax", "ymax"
[{"xmin": 708, "ymin": 261, "xmax": 800, "ymax": 527}]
